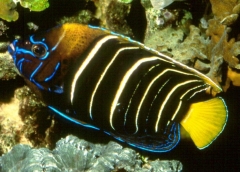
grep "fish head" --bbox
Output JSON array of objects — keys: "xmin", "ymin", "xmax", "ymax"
[
  {"xmin": 8, "ymin": 23, "xmax": 106, "ymax": 93},
  {"xmin": 8, "ymin": 25, "xmax": 71, "ymax": 93}
]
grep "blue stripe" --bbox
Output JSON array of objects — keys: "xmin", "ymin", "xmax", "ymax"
[
  {"xmin": 48, "ymin": 106, "xmax": 100, "ymax": 130},
  {"xmin": 44, "ymin": 62, "xmax": 60, "ymax": 82}
]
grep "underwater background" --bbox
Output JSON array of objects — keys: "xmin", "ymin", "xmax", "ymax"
[{"xmin": 0, "ymin": 0, "xmax": 240, "ymax": 171}]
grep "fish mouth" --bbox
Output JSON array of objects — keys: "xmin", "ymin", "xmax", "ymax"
[
  {"xmin": 8, "ymin": 40, "xmax": 18, "ymax": 56},
  {"xmin": 8, "ymin": 43, "xmax": 15, "ymax": 53}
]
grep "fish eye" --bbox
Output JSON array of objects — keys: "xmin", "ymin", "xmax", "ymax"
[{"xmin": 31, "ymin": 44, "xmax": 47, "ymax": 58}]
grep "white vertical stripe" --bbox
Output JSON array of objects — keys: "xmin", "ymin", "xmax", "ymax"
[
  {"xmin": 110, "ymin": 57, "xmax": 160, "ymax": 130},
  {"xmin": 51, "ymin": 30, "xmax": 66, "ymax": 51},
  {"xmin": 189, "ymin": 87, "xmax": 208, "ymax": 100},
  {"xmin": 70, "ymin": 35, "xmax": 118, "ymax": 103},
  {"xmin": 146, "ymin": 78, "xmax": 171, "ymax": 118},
  {"xmin": 89, "ymin": 47, "xmax": 139, "ymax": 119},
  {"xmin": 170, "ymin": 85, "xmax": 206, "ymax": 121},
  {"xmin": 134, "ymin": 69, "xmax": 195, "ymax": 133},
  {"xmin": 155, "ymin": 80, "xmax": 202, "ymax": 132},
  {"xmin": 124, "ymin": 64, "xmax": 160, "ymax": 126}
]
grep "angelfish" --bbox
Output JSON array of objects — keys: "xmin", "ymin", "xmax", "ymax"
[{"xmin": 8, "ymin": 23, "xmax": 228, "ymax": 152}]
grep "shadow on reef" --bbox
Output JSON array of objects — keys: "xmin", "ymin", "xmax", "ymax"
[{"xmin": 0, "ymin": 76, "xmax": 24, "ymax": 103}]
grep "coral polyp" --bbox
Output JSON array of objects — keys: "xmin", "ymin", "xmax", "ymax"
[{"xmin": 163, "ymin": 10, "xmax": 174, "ymax": 21}]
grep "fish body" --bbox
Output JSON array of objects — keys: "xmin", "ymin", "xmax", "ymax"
[{"xmin": 8, "ymin": 23, "xmax": 228, "ymax": 152}]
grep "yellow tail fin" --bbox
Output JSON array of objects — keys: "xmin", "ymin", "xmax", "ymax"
[{"xmin": 180, "ymin": 97, "xmax": 228, "ymax": 149}]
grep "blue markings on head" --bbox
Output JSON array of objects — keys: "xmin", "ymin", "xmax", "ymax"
[
  {"xmin": 28, "ymin": 62, "xmax": 44, "ymax": 90},
  {"xmin": 16, "ymin": 57, "xmax": 31, "ymax": 74},
  {"xmin": 13, "ymin": 36, "xmax": 51, "ymax": 61},
  {"xmin": 48, "ymin": 106, "xmax": 100, "ymax": 130},
  {"xmin": 32, "ymin": 80, "xmax": 45, "ymax": 90},
  {"xmin": 28, "ymin": 61, "xmax": 62, "ymax": 92},
  {"xmin": 30, "ymin": 62, "xmax": 43, "ymax": 82},
  {"xmin": 10, "ymin": 35, "xmax": 63, "ymax": 92},
  {"xmin": 19, "ymin": 62, "xmax": 23, "ymax": 74},
  {"xmin": 45, "ymin": 62, "xmax": 60, "ymax": 82},
  {"xmin": 48, "ymin": 85, "xmax": 64, "ymax": 94},
  {"xmin": 30, "ymin": 36, "xmax": 49, "ymax": 51},
  {"xmin": 15, "ymin": 48, "xmax": 36, "ymax": 59},
  {"xmin": 38, "ymin": 51, "xmax": 50, "ymax": 60},
  {"xmin": 16, "ymin": 58, "xmax": 25, "ymax": 70},
  {"xmin": 51, "ymin": 43, "xmax": 60, "ymax": 51},
  {"xmin": 29, "ymin": 36, "xmax": 50, "ymax": 60}
]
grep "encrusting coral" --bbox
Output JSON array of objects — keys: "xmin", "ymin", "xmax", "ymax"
[
  {"xmin": 0, "ymin": 0, "xmax": 18, "ymax": 22},
  {"xmin": 0, "ymin": 50, "xmax": 18, "ymax": 80},
  {"xmin": 94, "ymin": 0, "xmax": 133, "ymax": 36},
  {"xmin": 210, "ymin": 0, "xmax": 239, "ymax": 21},
  {"xmin": 206, "ymin": 0, "xmax": 240, "ymax": 87},
  {"xmin": 141, "ymin": 0, "xmax": 240, "ymax": 88}
]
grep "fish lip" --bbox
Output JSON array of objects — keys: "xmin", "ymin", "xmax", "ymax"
[
  {"xmin": 8, "ymin": 43, "xmax": 15, "ymax": 53},
  {"xmin": 8, "ymin": 40, "xmax": 18, "ymax": 56}
]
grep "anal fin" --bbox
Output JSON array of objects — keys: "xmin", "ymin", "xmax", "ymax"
[{"xmin": 107, "ymin": 122, "xmax": 180, "ymax": 153}]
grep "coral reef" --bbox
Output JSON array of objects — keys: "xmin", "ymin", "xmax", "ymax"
[
  {"xmin": 210, "ymin": 0, "xmax": 239, "ymax": 21},
  {"xmin": 141, "ymin": 0, "xmax": 240, "ymax": 86},
  {"xmin": 0, "ymin": 135, "xmax": 183, "ymax": 171},
  {"xmin": 171, "ymin": 25, "xmax": 210, "ymax": 73},
  {"xmin": 0, "ymin": 97, "xmax": 26, "ymax": 154},
  {"xmin": 58, "ymin": 10, "xmax": 96, "ymax": 25},
  {"xmin": 142, "ymin": 2, "xmax": 210, "ymax": 72},
  {"xmin": 150, "ymin": 0, "xmax": 178, "ymax": 9},
  {"xmin": 206, "ymin": 0, "xmax": 240, "ymax": 86},
  {"xmin": 227, "ymin": 66, "xmax": 240, "ymax": 86},
  {"xmin": 13, "ymin": 86, "xmax": 61, "ymax": 150},
  {"xmin": 26, "ymin": 22, "xmax": 39, "ymax": 31},
  {"xmin": 0, "ymin": 21, "xmax": 9, "ymax": 36},
  {"xmin": 94, "ymin": 0, "xmax": 133, "ymax": 36},
  {"xmin": 0, "ymin": 85, "xmax": 53, "ymax": 154},
  {"xmin": 0, "ymin": 50, "xmax": 17, "ymax": 80}
]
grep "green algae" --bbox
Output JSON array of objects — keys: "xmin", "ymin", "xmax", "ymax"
[
  {"xmin": 117, "ymin": 0, "xmax": 133, "ymax": 3},
  {"xmin": 0, "ymin": 0, "xmax": 49, "ymax": 22},
  {"xmin": 0, "ymin": 0, "xmax": 18, "ymax": 22},
  {"xmin": 19, "ymin": 0, "xmax": 49, "ymax": 12}
]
